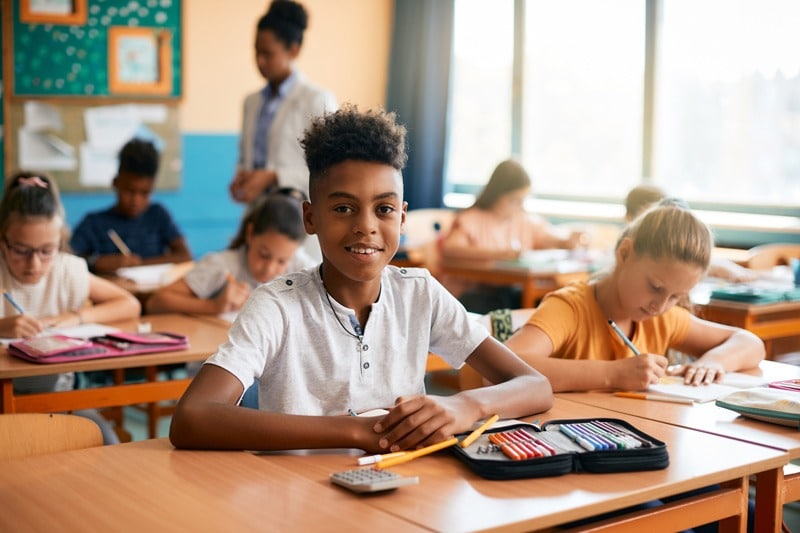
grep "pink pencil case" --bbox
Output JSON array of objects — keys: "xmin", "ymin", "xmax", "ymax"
[{"xmin": 8, "ymin": 332, "xmax": 189, "ymax": 363}]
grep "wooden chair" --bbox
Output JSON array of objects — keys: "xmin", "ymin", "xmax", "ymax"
[
  {"xmin": 746, "ymin": 243, "xmax": 800, "ymax": 270},
  {"xmin": 0, "ymin": 413, "xmax": 103, "ymax": 461}
]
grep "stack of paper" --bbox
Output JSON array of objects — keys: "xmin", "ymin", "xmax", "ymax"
[{"xmin": 647, "ymin": 373, "xmax": 770, "ymax": 403}]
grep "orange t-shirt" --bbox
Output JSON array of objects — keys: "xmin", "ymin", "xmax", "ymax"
[
  {"xmin": 449, "ymin": 208, "xmax": 549, "ymax": 251},
  {"xmin": 526, "ymin": 281, "xmax": 692, "ymax": 360}
]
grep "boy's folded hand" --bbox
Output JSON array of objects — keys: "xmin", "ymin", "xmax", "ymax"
[{"xmin": 372, "ymin": 395, "xmax": 475, "ymax": 452}]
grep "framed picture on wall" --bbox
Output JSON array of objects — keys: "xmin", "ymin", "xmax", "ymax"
[
  {"xmin": 20, "ymin": 0, "xmax": 87, "ymax": 25},
  {"xmin": 108, "ymin": 27, "xmax": 173, "ymax": 96}
]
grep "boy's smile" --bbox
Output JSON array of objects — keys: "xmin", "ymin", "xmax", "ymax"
[{"xmin": 304, "ymin": 160, "xmax": 406, "ymax": 296}]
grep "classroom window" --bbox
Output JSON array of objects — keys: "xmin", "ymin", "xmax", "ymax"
[{"xmin": 445, "ymin": 0, "xmax": 800, "ymax": 212}]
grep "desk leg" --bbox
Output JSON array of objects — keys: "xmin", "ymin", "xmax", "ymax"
[
  {"xmin": 755, "ymin": 468, "xmax": 784, "ymax": 533},
  {"xmin": 1, "ymin": 379, "xmax": 15, "ymax": 413}
]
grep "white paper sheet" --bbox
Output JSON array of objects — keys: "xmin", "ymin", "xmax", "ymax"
[{"xmin": 18, "ymin": 128, "xmax": 77, "ymax": 171}]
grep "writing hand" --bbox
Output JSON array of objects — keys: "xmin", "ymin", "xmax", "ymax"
[{"xmin": 613, "ymin": 352, "xmax": 669, "ymax": 390}]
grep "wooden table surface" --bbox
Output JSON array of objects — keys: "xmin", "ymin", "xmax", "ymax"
[{"xmin": 0, "ymin": 314, "xmax": 229, "ymax": 413}]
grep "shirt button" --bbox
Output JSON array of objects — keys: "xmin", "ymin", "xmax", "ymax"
[
  {"xmin": 362, "ymin": 344, "xmax": 369, "ymax": 351},
  {"xmin": 400, "ymin": 268, "xmax": 407, "ymax": 274},
  {"xmin": 285, "ymin": 279, "xmax": 293, "ymax": 286},
  {"xmin": 363, "ymin": 362, "xmax": 370, "ymax": 369}
]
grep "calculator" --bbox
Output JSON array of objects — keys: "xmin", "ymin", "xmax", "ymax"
[{"xmin": 329, "ymin": 468, "xmax": 419, "ymax": 493}]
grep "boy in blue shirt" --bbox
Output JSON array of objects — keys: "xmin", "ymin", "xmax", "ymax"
[
  {"xmin": 170, "ymin": 106, "xmax": 552, "ymax": 452},
  {"xmin": 70, "ymin": 138, "xmax": 192, "ymax": 273}
]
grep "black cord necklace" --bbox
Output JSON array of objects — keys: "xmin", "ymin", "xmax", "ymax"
[{"xmin": 320, "ymin": 265, "xmax": 362, "ymax": 341}]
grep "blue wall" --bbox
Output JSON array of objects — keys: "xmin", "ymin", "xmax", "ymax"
[{"xmin": 62, "ymin": 133, "xmax": 245, "ymax": 259}]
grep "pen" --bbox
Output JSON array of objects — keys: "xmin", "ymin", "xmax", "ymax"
[
  {"xmin": 614, "ymin": 392, "xmax": 694, "ymax": 405},
  {"xmin": 107, "ymin": 229, "xmax": 132, "ymax": 256},
  {"xmin": 460, "ymin": 414, "xmax": 499, "ymax": 448},
  {"xmin": 3, "ymin": 291, "xmax": 24, "ymax": 315},
  {"xmin": 375, "ymin": 437, "xmax": 459, "ymax": 469},
  {"xmin": 357, "ymin": 451, "xmax": 408, "ymax": 466},
  {"xmin": 607, "ymin": 320, "xmax": 641, "ymax": 356}
]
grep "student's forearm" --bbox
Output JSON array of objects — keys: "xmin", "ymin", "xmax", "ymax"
[
  {"xmin": 81, "ymin": 296, "xmax": 141, "ymax": 323},
  {"xmin": 698, "ymin": 330, "xmax": 765, "ymax": 371},
  {"xmin": 170, "ymin": 401, "xmax": 367, "ymax": 451},
  {"xmin": 522, "ymin": 357, "xmax": 619, "ymax": 392},
  {"xmin": 141, "ymin": 252, "xmax": 192, "ymax": 266},
  {"xmin": 455, "ymin": 374, "xmax": 553, "ymax": 420},
  {"xmin": 441, "ymin": 245, "xmax": 519, "ymax": 262}
]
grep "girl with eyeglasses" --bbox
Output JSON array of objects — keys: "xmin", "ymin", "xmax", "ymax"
[{"xmin": 0, "ymin": 171, "xmax": 140, "ymax": 443}]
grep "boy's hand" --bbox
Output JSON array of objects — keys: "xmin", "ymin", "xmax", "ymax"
[
  {"xmin": 0, "ymin": 315, "xmax": 45, "ymax": 338},
  {"xmin": 613, "ymin": 353, "xmax": 668, "ymax": 391},
  {"xmin": 93, "ymin": 254, "xmax": 143, "ymax": 273},
  {"xmin": 371, "ymin": 395, "xmax": 478, "ymax": 452}
]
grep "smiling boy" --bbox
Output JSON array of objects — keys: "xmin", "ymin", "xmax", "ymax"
[{"xmin": 170, "ymin": 106, "xmax": 552, "ymax": 452}]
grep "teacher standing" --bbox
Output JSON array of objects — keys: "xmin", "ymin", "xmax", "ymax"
[{"xmin": 230, "ymin": 0, "xmax": 337, "ymax": 211}]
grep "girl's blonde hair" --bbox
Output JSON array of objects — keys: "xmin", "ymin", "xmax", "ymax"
[
  {"xmin": 0, "ymin": 172, "xmax": 67, "ymax": 244},
  {"xmin": 619, "ymin": 203, "xmax": 713, "ymax": 270}
]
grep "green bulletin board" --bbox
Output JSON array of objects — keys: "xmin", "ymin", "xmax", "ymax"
[{"xmin": 11, "ymin": 0, "xmax": 181, "ymax": 98}]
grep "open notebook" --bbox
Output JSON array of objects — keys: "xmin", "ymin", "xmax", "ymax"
[{"xmin": 647, "ymin": 372, "xmax": 771, "ymax": 403}]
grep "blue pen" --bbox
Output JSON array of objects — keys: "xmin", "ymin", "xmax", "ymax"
[
  {"xmin": 558, "ymin": 424, "xmax": 596, "ymax": 452},
  {"xmin": 608, "ymin": 320, "xmax": 641, "ymax": 356},
  {"xmin": 566, "ymin": 423, "xmax": 611, "ymax": 450},
  {"xmin": 3, "ymin": 291, "xmax": 24, "ymax": 315}
]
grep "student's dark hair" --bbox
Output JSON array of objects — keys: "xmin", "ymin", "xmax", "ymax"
[
  {"xmin": 0, "ymin": 171, "xmax": 65, "ymax": 236},
  {"xmin": 228, "ymin": 189, "xmax": 306, "ymax": 249},
  {"xmin": 624, "ymin": 184, "xmax": 666, "ymax": 220},
  {"xmin": 301, "ymin": 105, "xmax": 407, "ymax": 195},
  {"xmin": 257, "ymin": 0, "xmax": 308, "ymax": 48},
  {"xmin": 473, "ymin": 159, "xmax": 531, "ymax": 210},
  {"xmin": 618, "ymin": 204, "xmax": 713, "ymax": 270},
  {"xmin": 118, "ymin": 138, "xmax": 159, "ymax": 177}
]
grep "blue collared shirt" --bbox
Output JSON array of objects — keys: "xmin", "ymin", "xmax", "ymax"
[{"xmin": 252, "ymin": 71, "xmax": 298, "ymax": 169}]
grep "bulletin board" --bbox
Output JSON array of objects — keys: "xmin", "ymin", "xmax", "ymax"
[
  {"xmin": 10, "ymin": 0, "xmax": 182, "ymax": 98},
  {"xmin": 1, "ymin": 0, "xmax": 183, "ymax": 190},
  {"xmin": 6, "ymin": 100, "xmax": 181, "ymax": 191}
]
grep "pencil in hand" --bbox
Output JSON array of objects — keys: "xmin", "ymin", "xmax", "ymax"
[
  {"xmin": 460, "ymin": 414, "xmax": 499, "ymax": 448},
  {"xmin": 375, "ymin": 437, "xmax": 459, "ymax": 469},
  {"xmin": 3, "ymin": 290, "xmax": 25, "ymax": 315},
  {"xmin": 107, "ymin": 229, "xmax": 132, "ymax": 256}
]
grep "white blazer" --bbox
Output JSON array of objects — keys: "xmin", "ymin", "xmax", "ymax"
[{"xmin": 238, "ymin": 71, "xmax": 338, "ymax": 194}]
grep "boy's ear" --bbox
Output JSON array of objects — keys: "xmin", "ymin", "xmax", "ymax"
[
  {"xmin": 112, "ymin": 176, "xmax": 119, "ymax": 189},
  {"xmin": 302, "ymin": 201, "xmax": 316, "ymax": 235},
  {"xmin": 400, "ymin": 201, "xmax": 408, "ymax": 233}
]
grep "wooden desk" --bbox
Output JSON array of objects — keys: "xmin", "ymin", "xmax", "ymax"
[
  {"xmin": 0, "ymin": 401, "xmax": 786, "ymax": 532},
  {"xmin": 265, "ymin": 398, "xmax": 785, "ymax": 532},
  {"xmin": 693, "ymin": 298, "xmax": 800, "ymax": 359},
  {"xmin": 440, "ymin": 257, "xmax": 589, "ymax": 308},
  {"xmin": 559, "ymin": 360, "xmax": 800, "ymax": 532},
  {"xmin": 0, "ymin": 438, "xmax": 424, "ymax": 532},
  {"xmin": 0, "ymin": 314, "xmax": 228, "ymax": 414}
]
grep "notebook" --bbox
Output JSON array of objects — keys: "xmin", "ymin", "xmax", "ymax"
[{"xmin": 647, "ymin": 373, "xmax": 770, "ymax": 403}]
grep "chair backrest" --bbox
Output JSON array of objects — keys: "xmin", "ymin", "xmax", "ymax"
[
  {"xmin": 746, "ymin": 243, "xmax": 800, "ymax": 270},
  {"xmin": 403, "ymin": 208, "xmax": 456, "ymax": 271},
  {"xmin": 0, "ymin": 413, "xmax": 103, "ymax": 461}
]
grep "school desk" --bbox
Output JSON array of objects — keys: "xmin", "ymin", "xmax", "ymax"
[
  {"xmin": 263, "ymin": 398, "xmax": 785, "ymax": 532},
  {"xmin": 439, "ymin": 257, "xmax": 589, "ymax": 308},
  {"xmin": 0, "ymin": 313, "xmax": 228, "ymax": 415},
  {"xmin": 693, "ymin": 298, "xmax": 800, "ymax": 359},
  {"xmin": 0, "ymin": 400, "xmax": 786, "ymax": 533},
  {"xmin": 557, "ymin": 360, "xmax": 800, "ymax": 532}
]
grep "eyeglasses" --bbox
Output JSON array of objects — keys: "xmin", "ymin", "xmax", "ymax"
[{"xmin": 2, "ymin": 236, "xmax": 59, "ymax": 261}]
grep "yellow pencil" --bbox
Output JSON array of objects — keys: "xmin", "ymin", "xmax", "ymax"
[
  {"xmin": 375, "ymin": 437, "xmax": 459, "ymax": 469},
  {"xmin": 459, "ymin": 414, "xmax": 499, "ymax": 448}
]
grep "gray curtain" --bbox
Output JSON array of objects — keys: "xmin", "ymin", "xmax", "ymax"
[{"xmin": 386, "ymin": 0, "xmax": 454, "ymax": 209}]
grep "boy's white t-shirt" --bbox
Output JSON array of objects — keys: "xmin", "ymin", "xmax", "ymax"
[
  {"xmin": 184, "ymin": 247, "xmax": 315, "ymax": 298},
  {"xmin": 205, "ymin": 266, "xmax": 489, "ymax": 415}
]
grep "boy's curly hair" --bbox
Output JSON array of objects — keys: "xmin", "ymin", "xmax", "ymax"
[
  {"xmin": 301, "ymin": 105, "xmax": 407, "ymax": 185},
  {"xmin": 118, "ymin": 138, "xmax": 159, "ymax": 177}
]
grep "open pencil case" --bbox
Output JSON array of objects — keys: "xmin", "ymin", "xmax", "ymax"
[
  {"xmin": 452, "ymin": 418, "xmax": 669, "ymax": 480},
  {"xmin": 8, "ymin": 331, "xmax": 189, "ymax": 363}
]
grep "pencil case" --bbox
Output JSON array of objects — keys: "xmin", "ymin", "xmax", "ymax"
[
  {"xmin": 715, "ymin": 388, "xmax": 800, "ymax": 428},
  {"xmin": 452, "ymin": 418, "xmax": 669, "ymax": 480},
  {"xmin": 710, "ymin": 285, "xmax": 800, "ymax": 304},
  {"xmin": 8, "ymin": 331, "xmax": 189, "ymax": 363}
]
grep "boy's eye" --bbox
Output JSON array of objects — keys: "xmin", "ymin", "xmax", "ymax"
[
  {"xmin": 333, "ymin": 205, "xmax": 353, "ymax": 214},
  {"xmin": 377, "ymin": 205, "xmax": 396, "ymax": 215}
]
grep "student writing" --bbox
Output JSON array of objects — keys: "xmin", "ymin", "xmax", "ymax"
[
  {"xmin": 440, "ymin": 158, "xmax": 586, "ymax": 312},
  {"xmin": 70, "ymin": 138, "xmax": 192, "ymax": 274},
  {"xmin": 0, "ymin": 171, "xmax": 141, "ymax": 442},
  {"xmin": 170, "ymin": 106, "xmax": 552, "ymax": 452},
  {"xmin": 504, "ymin": 204, "xmax": 765, "ymax": 392},
  {"xmin": 146, "ymin": 189, "xmax": 313, "ymax": 315}
]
